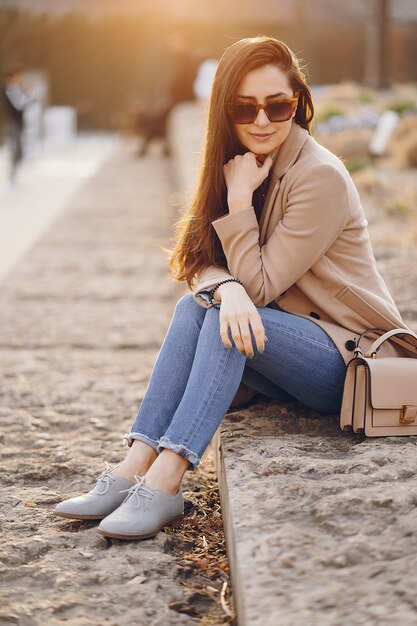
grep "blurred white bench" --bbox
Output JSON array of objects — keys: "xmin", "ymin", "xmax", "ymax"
[{"xmin": 369, "ymin": 110, "xmax": 400, "ymax": 157}]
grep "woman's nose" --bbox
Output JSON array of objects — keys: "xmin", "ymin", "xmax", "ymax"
[{"xmin": 254, "ymin": 107, "xmax": 270, "ymax": 126}]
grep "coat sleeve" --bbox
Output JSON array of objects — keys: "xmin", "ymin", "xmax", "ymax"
[
  {"xmin": 211, "ymin": 164, "xmax": 350, "ymax": 307},
  {"xmin": 192, "ymin": 264, "xmax": 235, "ymax": 308}
]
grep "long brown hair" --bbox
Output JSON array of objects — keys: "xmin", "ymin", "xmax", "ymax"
[{"xmin": 165, "ymin": 35, "xmax": 314, "ymax": 290}]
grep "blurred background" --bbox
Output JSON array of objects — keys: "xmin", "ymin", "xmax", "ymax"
[
  {"xmin": 0, "ymin": 0, "xmax": 417, "ymax": 129},
  {"xmin": 0, "ymin": 0, "xmax": 416, "ymax": 132},
  {"xmin": 0, "ymin": 0, "xmax": 417, "ymax": 277}
]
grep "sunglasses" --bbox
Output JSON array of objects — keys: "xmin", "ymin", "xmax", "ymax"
[{"xmin": 228, "ymin": 96, "xmax": 299, "ymax": 124}]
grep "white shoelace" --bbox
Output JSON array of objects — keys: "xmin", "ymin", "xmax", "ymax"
[
  {"xmin": 119, "ymin": 475, "xmax": 154, "ymax": 509},
  {"xmin": 94, "ymin": 462, "xmax": 118, "ymax": 495}
]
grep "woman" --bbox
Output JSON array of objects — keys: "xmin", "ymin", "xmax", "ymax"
[{"xmin": 54, "ymin": 36, "xmax": 417, "ymax": 539}]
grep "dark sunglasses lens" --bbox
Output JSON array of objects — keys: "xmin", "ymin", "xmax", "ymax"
[
  {"xmin": 266, "ymin": 101, "xmax": 293, "ymax": 121},
  {"xmin": 233, "ymin": 103, "xmax": 257, "ymax": 124}
]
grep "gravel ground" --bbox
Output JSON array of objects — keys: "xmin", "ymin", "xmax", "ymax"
[{"xmin": 0, "ymin": 141, "xmax": 235, "ymax": 626}]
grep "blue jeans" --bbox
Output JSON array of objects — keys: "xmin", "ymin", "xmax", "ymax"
[{"xmin": 127, "ymin": 294, "xmax": 346, "ymax": 471}]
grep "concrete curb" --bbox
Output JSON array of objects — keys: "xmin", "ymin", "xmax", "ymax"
[{"xmin": 212, "ymin": 426, "xmax": 246, "ymax": 625}]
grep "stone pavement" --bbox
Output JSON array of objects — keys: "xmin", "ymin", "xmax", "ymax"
[
  {"xmin": 0, "ymin": 138, "xmax": 230, "ymax": 625},
  {"xmin": 169, "ymin": 103, "xmax": 417, "ymax": 626}
]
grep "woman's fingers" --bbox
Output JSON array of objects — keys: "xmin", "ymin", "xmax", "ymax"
[
  {"xmin": 240, "ymin": 315, "xmax": 268, "ymax": 356},
  {"xmin": 238, "ymin": 319, "xmax": 256, "ymax": 357},
  {"xmin": 224, "ymin": 151, "xmax": 269, "ymax": 193},
  {"xmin": 228, "ymin": 319, "xmax": 247, "ymax": 355},
  {"xmin": 219, "ymin": 316, "xmax": 233, "ymax": 349},
  {"xmin": 218, "ymin": 290, "xmax": 268, "ymax": 356},
  {"xmin": 219, "ymin": 316, "xmax": 248, "ymax": 356},
  {"xmin": 220, "ymin": 312, "xmax": 268, "ymax": 357},
  {"xmin": 249, "ymin": 315, "xmax": 267, "ymax": 353},
  {"xmin": 220, "ymin": 316, "xmax": 266, "ymax": 357}
]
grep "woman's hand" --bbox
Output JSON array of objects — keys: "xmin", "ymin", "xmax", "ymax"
[
  {"xmin": 216, "ymin": 283, "xmax": 267, "ymax": 357},
  {"xmin": 223, "ymin": 152, "xmax": 275, "ymax": 211}
]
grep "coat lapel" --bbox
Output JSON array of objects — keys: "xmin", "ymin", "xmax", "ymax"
[
  {"xmin": 259, "ymin": 121, "xmax": 310, "ymax": 243},
  {"xmin": 259, "ymin": 179, "xmax": 281, "ymax": 243}
]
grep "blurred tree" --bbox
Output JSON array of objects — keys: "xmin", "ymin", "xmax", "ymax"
[
  {"xmin": 2, "ymin": 1, "xmax": 417, "ymax": 132},
  {"xmin": 364, "ymin": 0, "xmax": 390, "ymax": 89}
]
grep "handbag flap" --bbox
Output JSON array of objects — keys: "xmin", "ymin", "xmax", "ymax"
[{"xmin": 367, "ymin": 357, "xmax": 417, "ymax": 409}]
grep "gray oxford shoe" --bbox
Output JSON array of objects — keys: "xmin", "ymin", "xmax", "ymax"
[
  {"xmin": 97, "ymin": 475, "xmax": 184, "ymax": 540},
  {"xmin": 53, "ymin": 463, "xmax": 134, "ymax": 520}
]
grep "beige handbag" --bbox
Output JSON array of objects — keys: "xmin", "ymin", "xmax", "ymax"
[{"xmin": 340, "ymin": 327, "xmax": 417, "ymax": 436}]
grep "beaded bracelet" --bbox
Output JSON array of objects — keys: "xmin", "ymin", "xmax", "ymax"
[{"xmin": 208, "ymin": 277, "xmax": 244, "ymax": 309}]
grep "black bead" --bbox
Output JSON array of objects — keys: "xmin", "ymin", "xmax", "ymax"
[
  {"xmin": 309, "ymin": 311, "xmax": 320, "ymax": 319},
  {"xmin": 345, "ymin": 340, "xmax": 357, "ymax": 351}
]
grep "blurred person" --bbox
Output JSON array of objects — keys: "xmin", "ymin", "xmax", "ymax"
[
  {"xmin": 133, "ymin": 100, "xmax": 169, "ymax": 157},
  {"xmin": 135, "ymin": 33, "xmax": 205, "ymax": 157},
  {"xmin": 1, "ymin": 64, "xmax": 35, "ymax": 185},
  {"xmin": 166, "ymin": 33, "xmax": 205, "ymax": 104},
  {"xmin": 53, "ymin": 36, "xmax": 417, "ymax": 540}
]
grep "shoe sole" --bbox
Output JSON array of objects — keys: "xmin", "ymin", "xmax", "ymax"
[
  {"xmin": 52, "ymin": 510, "xmax": 106, "ymax": 521},
  {"xmin": 97, "ymin": 514, "xmax": 184, "ymax": 540}
]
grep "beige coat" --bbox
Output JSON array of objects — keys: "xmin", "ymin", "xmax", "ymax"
[{"xmin": 192, "ymin": 120, "xmax": 417, "ymax": 365}]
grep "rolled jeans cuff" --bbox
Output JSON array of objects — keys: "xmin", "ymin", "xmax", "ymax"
[
  {"xmin": 123, "ymin": 432, "xmax": 159, "ymax": 452},
  {"xmin": 122, "ymin": 432, "xmax": 201, "ymax": 471},
  {"xmin": 157, "ymin": 436, "xmax": 201, "ymax": 471}
]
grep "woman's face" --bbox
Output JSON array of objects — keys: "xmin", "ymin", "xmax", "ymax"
[{"xmin": 233, "ymin": 64, "xmax": 297, "ymax": 157}]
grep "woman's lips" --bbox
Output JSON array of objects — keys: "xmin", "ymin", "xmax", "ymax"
[{"xmin": 250, "ymin": 132, "xmax": 274, "ymax": 142}]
